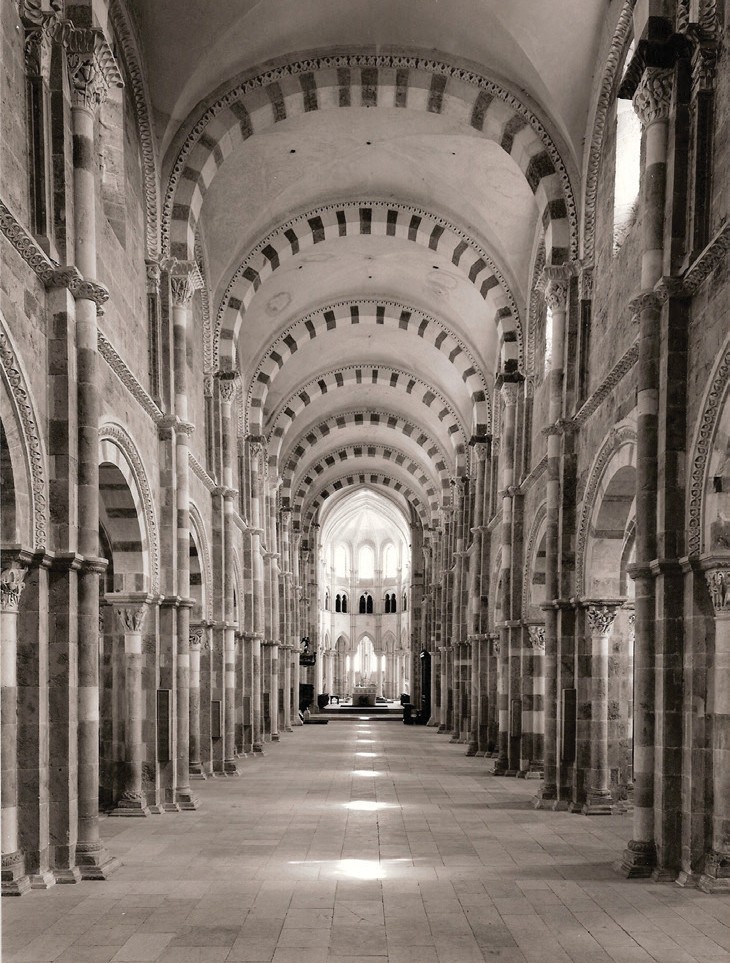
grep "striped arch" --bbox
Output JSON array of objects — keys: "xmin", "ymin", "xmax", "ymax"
[
  {"xmin": 268, "ymin": 365, "xmax": 468, "ymax": 464},
  {"xmin": 217, "ymin": 201, "xmax": 520, "ymax": 369},
  {"xmin": 279, "ymin": 410, "xmax": 453, "ymax": 486},
  {"xmin": 189, "ymin": 501, "xmax": 212, "ymax": 622},
  {"xmin": 164, "ymin": 52, "xmax": 575, "ymax": 264},
  {"xmin": 99, "ymin": 426, "xmax": 159, "ymax": 595},
  {"xmin": 247, "ymin": 298, "xmax": 490, "ymax": 436},
  {"xmin": 288, "ymin": 444, "xmax": 443, "ymax": 515},
  {"xmin": 301, "ymin": 473, "xmax": 432, "ymax": 533}
]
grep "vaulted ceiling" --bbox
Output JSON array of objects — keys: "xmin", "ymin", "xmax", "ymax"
[{"xmin": 130, "ymin": 0, "xmax": 610, "ymax": 535}]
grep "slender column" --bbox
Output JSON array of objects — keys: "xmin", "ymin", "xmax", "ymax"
[
  {"xmin": 109, "ymin": 597, "xmax": 151, "ymax": 816},
  {"xmin": 536, "ymin": 268, "xmax": 571, "ymax": 805},
  {"xmin": 467, "ymin": 442, "xmax": 488, "ymax": 755},
  {"xmin": 698, "ymin": 562, "xmax": 730, "ymax": 892},
  {"xmin": 525, "ymin": 626, "xmax": 545, "ymax": 774},
  {"xmin": 164, "ymin": 260, "xmax": 202, "ymax": 810},
  {"xmin": 1, "ymin": 564, "xmax": 30, "ymax": 895},
  {"xmin": 621, "ymin": 65, "xmax": 673, "ymax": 877},
  {"xmin": 494, "ymin": 381, "xmax": 519, "ymax": 773},
  {"xmin": 68, "ymin": 32, "xmax": 122, "ymax": 878},
  {"xmin": 188, "ymin": 626, "xmax": 205, "ymax": 778},
  {"xmin": 583, "ymin": 603, "xmax": 621, "ymax": 814},
  {"xmin": 248, "ymin": 438, "xmax": 267, "ymax": 749},
  {"xmin": 218, "ymin": 372, "xmax": 240, "ymax": 774}
]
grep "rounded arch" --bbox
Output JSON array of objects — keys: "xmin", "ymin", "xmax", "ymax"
[
  {"xmin": 302, "ymin": 474, "xmax": 431, "ymax": 534},
  {"xmin": 268, "ymin": 364, "xmax": 469, "ymax": 466},
  {"xmin": 247, "ymin": 297, "xmax": 491, "ymax": 435},
  {"xmin": 687, "ymin": 336, "xmax": 730, "ymax": 556},
  {"xmin": 218, "ymin": 201, "xmax": 520, "ymax": 370},
  {"xmin": 99, "ymin": 424, "xmax": 160, "ymax": 595},
  {"xmin": 0, "ymin": 317, "xmax": 48, "ymax": 550},
  {"xmin": 189, "ymin": 501, "xmax": 212, "ymax": 622},
  {"xmin": 288, "ymin": 444, "xmax": 443, "ymax": 515},
  {"xmin": 277, "ymin": 409, "xmax": 454, "ymax": 483},
  {"xmin": 163, "ymin": 50, "xmax": 576, "ymax": 265},
  {"xmin": 577, "ymin": 424, "xmax": 637, "ymax": 597},
  {"xmin": 522, "ymin": 502, "xmax": 547, "ymax": 618}
]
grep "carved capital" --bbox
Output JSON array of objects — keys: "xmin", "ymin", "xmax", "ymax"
[
  {"xmin": 691, "ymin": 40, "xmax": 719, "ymax": 94},
  {"xmin": 527, "ymin": 624, "xmax": 545, "ymax": 651},
  {"xmin": 586, "ymin": 602, "xmax": 621, "ymax": 636},
  {"xmin": 189, "ymin": 629, "xmax": 203, "ymax": 649},
  {"xmin": 500, "ymin": 382, "xmax": 520, "ymax": 407},
  {"xmin": 629, "ymin": 290, "xmax": 662, "ymax": 319},
  {"xmin": 216, "ymin": 370, "xmax": 239, "ymax": 406},
  {"xmin": 472, "ymin": 441, "xmax": 489, "ymax": 463},
  {"xmin": 24, "ymin": 21, "xmax": 53, "ymax": 81},
  {"xmin": 0, "ymin": 566, "xmax": 27, "ymax": 613},
  {"xmin": 703, "ymin": 560, "xmax": 730, "ymax": 615},
  {"xmin": 113, "ymin": 601, "xmax": 148, "ymax": 634},
  {"xmin": 539, "ymin": 262, "xmax": 577, "ymax": 311},
  {"xmin": 66, "ymin": 28, "xmax": 123, "ymax": 113},
  {"xmin": 545, "ymin": 279, "xmax": 569, "ymax": 312},
  {"xmin": 633, "ymin": 67, "xmax": 673, "ymax": 127},
  {"xmin": 162, "ymin": 258, "xmax": 203, "ymax": 306}
]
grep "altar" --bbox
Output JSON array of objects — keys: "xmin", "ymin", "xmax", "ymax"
[{"xmin": 351, "ymin": 683, "xmax": 377, "ymax": 707}]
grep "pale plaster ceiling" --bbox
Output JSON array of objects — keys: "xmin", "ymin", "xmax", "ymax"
[{"xmin": 121, "ymin": 0, "xmax": 610, "ymax": 529}]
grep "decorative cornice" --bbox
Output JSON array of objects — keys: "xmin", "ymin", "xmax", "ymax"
[
  {"xmin": 582, "ymin": 0, "xmax": 636, "ymax": 263},
  {"xmin": 0, "ymin": 566, "xmax": 26, "ymax": 613},
  {"xmin": 107, "ymin": 0, "xmax": 160, "ymax": 258},
  {"xmin": 98, "ymin": 330, "xmax": 163, "ymax": 422},
  {"xmin": 573, "ymin": 339, "xmax": 639, "ymax": 427},
  {"xmin": 0, "ymin": 322, "xmax": 48, "ymax": 549},
  {"xmin": 632, "ymin": 67, "xmax": 673, "ymax": 127},
  {"xmin": 683, "ymin": 222, "xmax": 730, "ymax": 295},
  {"xmin": 188, "ymin": 451, "xmax": 217, "ymax": 493},
  {"xmin": 163, "ymin": 50, "xmax": 577, "ymax": 260}
]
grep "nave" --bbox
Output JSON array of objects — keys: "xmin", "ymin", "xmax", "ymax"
[{"xmin": 4, "ymin": 720, "xmax": 730, "ymax": 963}]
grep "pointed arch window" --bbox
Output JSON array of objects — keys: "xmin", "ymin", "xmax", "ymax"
[
  {"xmin": 384, "ymin": 594, "xmax": 391, "ymax": 614},
  {"xmin": 403, "ymin": 592, "xmax": 407, "ymax": 612},
  {"xmin": 342, "ymin": 593, "xmax": 348, "ymax": 613},
  {"xmin": 325, "ymin": 590, "xmax": 330, "ymax": 611},
  {"xmin": 335, "ymin": 593, "xmax": 341, "ymax": 613}
]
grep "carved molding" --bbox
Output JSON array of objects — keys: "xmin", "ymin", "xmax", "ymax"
[
  {"xmin": 575, "ymin": 425, "xmax": 637, "ymax": 595},
  {"xmin": 581, "ymin": 0, "xmax": 636, "ymax": 264},
  {"xmin": 632, "ymin": 67, "xmax": 673, "ymax": 127},
  {"xmin": 107, "ymin": 0, "xmax": 160, "ymax": 258},
  {"xmin": 0, "ymin": 321, "xmax": 48, "ymax": 549},
  {"xmin": 0, "ymin": 566, "xmax": 27, "ymax": 613},
  {"xmin": 193, "ymin": 234, "xmax": 213, "ymax": 376},
  {"xmin": 98, "ymin": 330, "xmax": 163, "ymax": 423},
  {"xmin": 99, "ymin": 424, "xmax": 161, "ymax": 595},
  {"xmin": 163, "ymin": 51, "xmax": 577, "ymax": 260},
  {"xmin": 188, "ymin": 451, "xmax": 217, "ymax": 493},
  {"xmin": 573, "ymin": 339, "xmax": 639, "ymax": 427},
  {"xmin": 687, "ymin": 339, "xmax": 730, "ymax": 556},
  {"xmin": 683, "ymin": 222, "xmax": 730, "ymax": 296}
]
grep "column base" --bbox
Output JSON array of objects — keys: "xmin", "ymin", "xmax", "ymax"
[
  {"xmin": 426, "ymin": 716, "xmax": 438, "ymax": 727},
  {"xmin": 30, "ymin": 870, "xmax": 57, "ymax": 889},
  {"xmin": 285, "ymin": 726, "xmax": 293, "ymax": 732},
  {"xmin": 76, "ymin": 844, "xmax": 122, "ymax": 881},
  {"xmin": 54, "ymin": 867, "xmax": 82, "ymax": 885},
  {"xmin": 162, "ymin": 802, "xmax": 181, "ymax": 813},
  {"xmin": 252, "ymin": 745, "xmax": 265, "ymax": 755},
  {"xmin": 109, "ymin": 796, "xmax": 151, "ymax": 817},
  {"xmin": 698, "ymin": 853, "xmax": 730, "ymax": 893},
  {"xmin": 533, "ymin": 785, "xmax": 557, "ymax": 809},
  {"xmin": 449, "ymin": 735, "xmax": 460, "ymax": 743},
  {"xmin": 175, "ymin": 789, "xmax": 200, "ymax": 810},
  {"xmin": 615, "ymin": 839, "xmax": 657, "ymax": 878},
  {"xmin": 491, "ymin": 765, "xmax": 507, "ymax": 776},
  {"xmin": 551, "ymin": 799, "xmax": 570, "ymax": 811},
  {"xmin": 465, "ymin": 743, "xmax": 478, "ymax": 757},
  {"xmin": 675, "ymin": 870, "xmax": 700, "ymax": 888},
  {"xmin": 1, "ymin": 855, "xmax": 31, "ymax": 896},
  {"xmin": 437, "ymin": 725, "xmax": 447, "ymax": 733},
  {"xmin": 272, "ymin": 734, "xmax": 280, "ymax": 741},
  {"xmin": 503, "ymin": 769, "xmax": 519, "ymax": 777},
  {"xmin": 148, "ymin": 804, "xmax": 166, "ymax": 814},
  {"xmin": 652, "ymin": 866, "xmax": 679, "ymax": 882},
  {"xmin": 223, "ymin": 762, "xmax": 240, "ymax": 776},
  {"xmin": 582, "ymin": 801, "xmax": 616, "ymax": 816},
  {"xmin": 190, "ymin": 765, "xmax": 208, "ymax": 780}
]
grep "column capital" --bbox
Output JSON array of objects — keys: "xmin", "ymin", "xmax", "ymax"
[
  {"xmin": 539, "ymin": 261, "xmax": 579, "ymax": 311},
  {"xmin": 161, "ymin": 258, "xmax": 203, "ymax": 306},
  {"xmin": 632, "ymin": 66, "xmax": 673, "ymax": 127},
  {"xmin": 216, "ymin": 369, "xmax": 240, "ymax": 405},
  {"xmin": 629, "ymin": 289, "xmax": 663, "ymax": 319},
  {"xmin": 526, "ymin": 624, "xmax": 546, "ymax": 651},
  {"xmin": 65, "ymin": 26, "xmax": 123, "ymax": 114},
  {"xmin": 500, "ymin": 381, "xmax": 520, "ymax": 407},
  {"xmin": 584, "ymin": 600, "xmax": 623, "ymax": 636},
  {"xmin": 108, "ymin": 593, "xmax": 153, "ymax": 634},
  {"xmin": 0, "ymin": 565, "xmax": 27, "ymax": 613},
  {"xmin": 701, "ymin": 556, "xmax": 730, "ymax": 616}
]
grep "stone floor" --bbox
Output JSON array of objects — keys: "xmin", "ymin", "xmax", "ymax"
[{"xmin": 3, "ymin": 719, "xmax": 730, "ymax": 963}]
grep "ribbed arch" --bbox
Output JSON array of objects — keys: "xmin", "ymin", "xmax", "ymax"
[
  {"xmin": 216, "ymin": 201, "xmax": 520, "ymax": 369},
  {"xmin": 301, "ymin": 473, "xmax": 431, "ymax": 534},
  {"xmin": 291, "ymin": 446, "xmax": 441, "ymax": 519},
  {"xmin": 247, "ymin": 298, "xmax": 490, "ymax": 436},
  {"xmin": 268, "ymin": 364, "xmax": 468, "ymax": 464},
  {"xmin": 163, "ymin": 51, "xmax": 576, "ymax": 265},
  {"xmin": 276, "ymin": 409, "xmax": 454, "ymax": 481}
]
